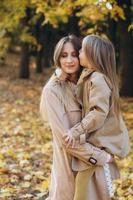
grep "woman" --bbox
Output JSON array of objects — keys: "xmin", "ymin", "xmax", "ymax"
[
  {"xmin": 64, "ymin": 35, "xmax": 130, "ymax": 200},
  {"xmin": 40, "ymin": 35, "xmax": 112, "ymax": 200}
]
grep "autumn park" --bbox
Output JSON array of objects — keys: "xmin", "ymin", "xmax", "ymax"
[{"xmin": 0, "ymin": 0, "xmax": 133, "ymax": 199}]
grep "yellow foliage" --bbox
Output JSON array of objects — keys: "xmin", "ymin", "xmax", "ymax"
[
  {"xmin": 20, "ymin": 33, "xmax": 38, "ymax": 45},
  {"xmin": 110, "ymin": 5, "xmax": 125, "ymax": 21},
  {"xmin": 128, "ymin": 23, "xmax": 133, "ymax": 32},
  {"xmin": 41, "ymin": 179, "xmax": 49, "ymax": 190},
  {"xmin": 6, "ymin": 149, "xmax": 17, "ymax": 159},
  {"xmin": 0, "ymin": 0, "xmax": 128, "ymax": 57}
]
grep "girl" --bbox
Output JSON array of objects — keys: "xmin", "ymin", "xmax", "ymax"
[
  {"xmin": 64, "ymin": 35, "xmax": 130, "ymax": 200},
  {"xmin": 40, "ymin": 35, "xmax": 112, "ymax": 200}
]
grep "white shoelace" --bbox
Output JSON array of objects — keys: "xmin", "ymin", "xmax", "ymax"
[{"xmin": 103, "ymin": 163, "xmax": 114, "ymax": 198}]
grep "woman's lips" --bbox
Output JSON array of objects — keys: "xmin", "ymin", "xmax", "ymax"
[{"xmin": 66, "ymin": 65, "xmax": 75, "ymax": 68}]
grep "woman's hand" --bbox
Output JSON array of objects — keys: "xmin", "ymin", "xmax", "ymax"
[{"xmin": 63, "ymin": 133, "xmax": 76, "ymax": 148}]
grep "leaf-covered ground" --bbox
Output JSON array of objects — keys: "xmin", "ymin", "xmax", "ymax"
[{"xmin": 0, "ymin": 54, "xmax": 133, "ymax": 200}]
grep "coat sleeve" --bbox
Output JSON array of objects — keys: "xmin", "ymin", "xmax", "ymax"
[
  {"xmin": 40, "ymin": 85, "xmax": 109, "ymax": 166},
  {"xmin": 69, "ymin": 74, "xmax": 111, "ymax": 139},
  {"xmin": 40, "ymin": 86, "xmax": 68, "ymax": 138}
]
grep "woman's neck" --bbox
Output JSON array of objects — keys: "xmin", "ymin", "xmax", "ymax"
[
  {"xmin": 57, "ymin": 70, "xmax": 79, "ymax": 84},
  {"xmin": 68, "ymin": 73, "xmax": 79, "ymax": 84}
]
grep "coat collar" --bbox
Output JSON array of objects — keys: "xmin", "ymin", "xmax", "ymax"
[
  {"xmin": 50, "ymin": 68, "xmax": 66, "ymax": 85},
  {"xmin": 77, "ymin": 68, "xmax": 95, "ymax": 85}
]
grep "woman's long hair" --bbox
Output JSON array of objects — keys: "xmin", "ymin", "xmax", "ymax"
[{"xmin": 82, "ymin": 35, "xmax": 120, "ymax": 116}]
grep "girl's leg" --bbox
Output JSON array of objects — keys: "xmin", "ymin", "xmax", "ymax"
[
  {"xmin": 74, "ymin": 166, "xmax": 112, "ymax": 200},
  {"xmin": 91, "ymin": 166, "xmax": 112, "ymax": 200},
  {"xmin": 73, "ymin": 167, "xmax": 95, "ymax": 200}
]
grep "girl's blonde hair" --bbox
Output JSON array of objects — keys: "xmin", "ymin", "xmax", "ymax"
[
  {"xmin": 82, "ymin": 35, "xmax": 120, "ymax": 116},
  {"xmin": 54, "ymin": 35, "xmax": 81, "ymax": 67}
]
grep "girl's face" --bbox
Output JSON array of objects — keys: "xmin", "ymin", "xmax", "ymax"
[
  {"xmin": 59, "ymin": 42, "xmax": 80, "ymax": 74},
  {"xmin": 79, "ymin": 47, "xmax": 89, "ymax": 68}
]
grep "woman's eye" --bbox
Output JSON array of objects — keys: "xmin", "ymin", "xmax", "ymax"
[
  {"xmin": 61, "ymin": 53, "xmax": 67, "ymax": 57},
  {"xmin": 60, "ymin": 52, "xmax": 78, "ymax": 58},
  {"xmin": 72, "ymin": 53, "xmax": 78, "ymax": 57}
]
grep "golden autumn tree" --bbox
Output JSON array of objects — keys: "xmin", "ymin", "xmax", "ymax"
[{"xmin": 0, "ymin": 0, "xmax": 126, "ymax": 78}]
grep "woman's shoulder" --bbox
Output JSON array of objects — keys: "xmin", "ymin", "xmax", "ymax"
[
  {"xmin": 43, "ymin": 74, "xmax": 60, "ymax": 91},
  {"xmin": 42, "ymin": 74, "xmax": 64, "ymax": 100}
]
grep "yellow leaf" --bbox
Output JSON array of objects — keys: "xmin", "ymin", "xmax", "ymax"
[
  {"xmin": 21, "ymin": 181, "xmax": 31, "ymax": 188},
  {"xmin": 6, "ymin": 149, "xmax": 16, "ymax": 159},
  {"xmin": 41, "ymin": 179, "xmax": 49, "ymax": 190},
  {"xmin": 0, "ymin": 153, "xmax": 4, "ymax": 160},
  {"xmin": 128, "ymin": 23, "xmax": 133, "ymax": 32}
]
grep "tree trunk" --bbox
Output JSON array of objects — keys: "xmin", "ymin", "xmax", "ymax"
[
  {"xmin": 36, "ymin": 49, "xmax": 43, "ymax": 73},
  {"xmin": 66, "ymin": 14, "xmax": 80, "ymax": 36},
  {"xmin": 118, "ymin": 0, "xmax": 133, "ymax": 96},
  {"xmin": 41, "ymin": 24, "xmax": 56, "ymax": 68},
  {"xmin": 19, "ymin": 8, "xmax": 31, "ymax": 79},
  {"xmin": 19, "ymin": 43, "xmax": 30, "ymax": 79}
]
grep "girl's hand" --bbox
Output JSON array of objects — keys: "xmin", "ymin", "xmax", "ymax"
[
  {"xmin": 106, "ymin": 154, "xmax": 114, "ymax": 163},
  {"xmin": 63, "ymin": 133, "xmax": 76, "ymax": 148}
]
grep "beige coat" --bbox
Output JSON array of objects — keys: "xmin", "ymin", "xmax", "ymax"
[
  {"xmin": 69, "ymin": 68, "xmax": 130, "ymax": 158},
  {"xmin": 40, "ymin": 73, "xmax": 118, "ymax": 200}
]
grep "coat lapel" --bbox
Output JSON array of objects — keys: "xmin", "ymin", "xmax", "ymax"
[{"xmin": 77, "ymin": 68, "xmax": 95, "ymax": 85}]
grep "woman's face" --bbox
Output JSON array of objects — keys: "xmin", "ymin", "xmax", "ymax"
[{"xmin": 59, "ymin": 42, "xmax": 80, "ymax": 74}]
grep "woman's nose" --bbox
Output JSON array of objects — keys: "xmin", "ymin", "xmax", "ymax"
[{"xmin": 67, "ymin": 56, "xmax": 73, "ymax": 63}]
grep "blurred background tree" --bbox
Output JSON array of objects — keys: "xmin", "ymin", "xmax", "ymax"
[{"xmin": 0, "ymin": 0, "xmax": 133, "ymax": 96}]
